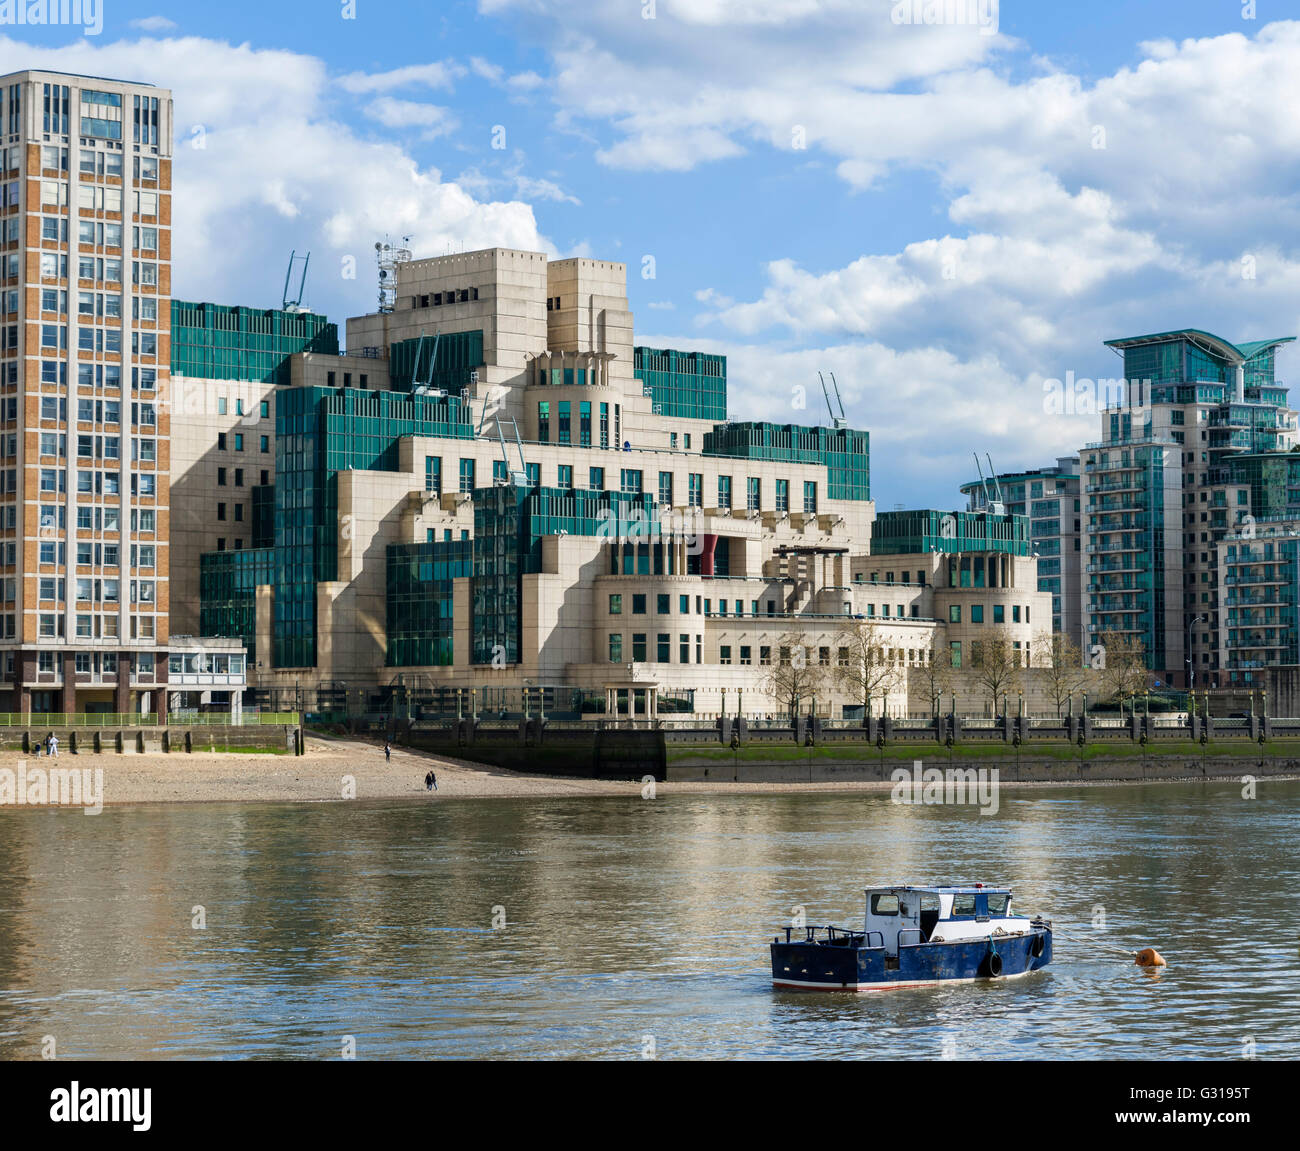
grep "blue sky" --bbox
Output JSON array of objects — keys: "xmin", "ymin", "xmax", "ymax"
[{"xmin": 3, "ymin": 0, "xmax": 1298, "ymax": 508}]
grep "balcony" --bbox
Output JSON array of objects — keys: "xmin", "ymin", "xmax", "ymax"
[{"xmin": 1086, "ymin": 478, "xmax": 1149, "ymax": 494}]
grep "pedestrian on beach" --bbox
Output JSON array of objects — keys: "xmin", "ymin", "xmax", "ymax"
[
  {"xmin": 424, "ymin": 770, "xmax": 434, "ymax": 792},
  {"xmin": 430, "ymin": 771, "xmax": 437, "ymax": 791},
  {"xmin": 47, "ymin": 733, "xmax": 58, "ymax": 758},
  {"xmin": 384, "ymin": 740, "xmax": 391, "ymax": 762}
]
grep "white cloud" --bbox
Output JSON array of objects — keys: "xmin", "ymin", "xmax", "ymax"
[
  {"xmin": 337, "ymin": 60, "xmax": 465, "ymax": 94},
  {"xmin": 694, "ymin": 287, "xmax": 733, "ymax": 309},
  {"xmin": 482, "ymin": 0, "xmax": 1008, "ymax": 171},
  {"xmin": 0, "ymin": 35, "xmax": 545, "ymax": 328},
  {"xmin": 499, "ymin": 9, "xmax": 1300, "ymax": 498},
  {"xmin": 469, "ymin": 56, "xmax": 504, "ymax": 83},
  {"xmin": 130, "ymin": 16, "xmax": 178, "ymax": 31},
  {"xmin": 455, "ymin": 151, "xmax": 580, "ymax": 206},
  {"xmin": 363, "ymin": 97, "xmax": 458, "ymax": 139}
]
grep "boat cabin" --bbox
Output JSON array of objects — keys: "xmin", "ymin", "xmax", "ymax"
[{"xmin": 864, "ymin": 885, "xmax": 1022, "ymax": 955}]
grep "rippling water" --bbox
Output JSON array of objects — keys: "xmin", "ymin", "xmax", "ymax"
[{"xmin": 1, "ymin": 779, "xmax": 1297, "ymax": 1059}]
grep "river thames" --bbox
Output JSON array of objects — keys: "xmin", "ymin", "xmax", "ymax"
[{"xmin": 1, "ymin": 779, "xmax": 1296, "ymax": 1059}]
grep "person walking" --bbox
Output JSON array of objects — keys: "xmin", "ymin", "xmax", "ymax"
[
  {"xmin": 424, "ymin": 770, "xmax": 434, "ymax": 792},
  {"xmin": 47, "ymin": 733, "xmax": 58, "ymax": 758},
  {"xmin": 429, "ymin": 770, "xmax": 437, "ymax": 792},
  {"xmin": 384, "ymin": 740, "xmax": 391, "ymax": 762}
]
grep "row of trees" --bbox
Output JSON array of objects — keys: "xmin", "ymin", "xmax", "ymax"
[{"xmin": 760, "ymin": 622, "xmax": 1149, "ymax": 718}]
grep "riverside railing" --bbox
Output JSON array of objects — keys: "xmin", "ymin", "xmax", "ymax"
[{"xmin": 0, "ymin": 712, "xmax": 299, "ymax": 727}]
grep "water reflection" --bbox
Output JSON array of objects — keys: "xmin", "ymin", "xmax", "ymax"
[{"xmin": 0, "ymin": 780, "xmax": 1296, "ymax": 1059}]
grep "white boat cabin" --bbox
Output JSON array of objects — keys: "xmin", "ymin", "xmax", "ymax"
[{"xmin": 863, "ymin": 885, "xmax": 1033, "ymax": 955}]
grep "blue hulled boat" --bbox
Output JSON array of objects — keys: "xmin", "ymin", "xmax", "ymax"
[{"xmin": 770, "ymin": 884, "xmax": 1052, "ymax": 991}]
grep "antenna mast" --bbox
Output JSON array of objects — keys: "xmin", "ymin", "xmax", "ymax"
[
  {"xmin": 282, "ymin": 250, "xmax": 310, "ymax": 313},
  {"xmin": 375, "ymin": 235, "xmax": 412, "ymax": 314},
  {"xmin": 819, "ymin": 371, "xmax": 847, "ymax": 429}
]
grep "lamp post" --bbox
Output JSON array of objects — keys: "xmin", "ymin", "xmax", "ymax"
[{"xmin": 1187, "ymin": 613, "xmax": 1205, "ymax": 693}]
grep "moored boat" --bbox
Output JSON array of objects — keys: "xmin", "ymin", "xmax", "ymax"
[{"xmin": 771, "ymin": 884, "xmax": 1052, "ymax": 991}]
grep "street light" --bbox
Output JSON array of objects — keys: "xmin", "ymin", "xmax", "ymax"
[{"xmin": 1187, "ymin": 614, "xmax": 1205, "ymax": 692}]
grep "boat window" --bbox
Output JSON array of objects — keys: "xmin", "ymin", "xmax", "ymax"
[
  {"xmin": 951, "ymin": 894, "xmax": 977, "ymax": 917},
  {"xmin": 987, "ymin": 894, "xmax": 1009, "ymax": 916},
  {"xmin": 920, "ymin": 894, "xmax": 941, "ymax": 912},
  {"xmin": 871, "ymin": 894, "xmax": 899, "ymax": 915}
]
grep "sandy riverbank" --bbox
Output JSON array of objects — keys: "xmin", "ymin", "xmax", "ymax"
[{"xmin": 3, "ymin": 735, "xmax": 1294, "ymax": 809}]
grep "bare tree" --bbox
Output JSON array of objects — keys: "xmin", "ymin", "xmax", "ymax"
[
  {"xmin": 1032, "ymin": 630, "xmax": 1089, "ymax": 717},
  {"xmin": 970, "ymin": 635, "xmax": 1024, "ymax": 716},
  {"xmin": 1094, "ymin": 631, "xmax": 1148, "ymax": 704},
  {"xmin": 916, "ymin": 637, "xmax": 956, "ymax": 716},
  {"xmin": 833, "ymin": 620, "xmax": 902, "ymax": 717},
  {"xmin": 763, "ymin": 632, "xmax": 827, "ymax": 719}
]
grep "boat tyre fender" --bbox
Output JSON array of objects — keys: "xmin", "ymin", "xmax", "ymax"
[
  {"xmin": 1031, "ymin": 933, "xmax": 1046, "ymax": 959},
  {"xmin": 986, "ymin": 947, "xmax": 1003, "ymax": 978}
]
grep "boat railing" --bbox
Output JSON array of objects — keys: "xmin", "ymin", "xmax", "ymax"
[
  {"xmin": 776, "ymin": 925, "xmax": 883, "ymax": 948},
  {"xmin": 898, "ymin": 927, "xmax": 926, "ymax": 948}
]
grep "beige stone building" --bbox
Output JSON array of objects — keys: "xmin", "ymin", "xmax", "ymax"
[{"xmin": 187, "ymin": 246, "xmax": 1050, "ymax": 719}]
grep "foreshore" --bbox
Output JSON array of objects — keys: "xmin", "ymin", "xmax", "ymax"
[{"xmin": 1, "ymin": 736, "xmax": 1296, "ymax": 809}]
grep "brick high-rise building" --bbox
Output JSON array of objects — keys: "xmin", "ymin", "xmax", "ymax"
[{"xmin": 0, "ymin": 69, "xmax": 173, "ymax": 714}]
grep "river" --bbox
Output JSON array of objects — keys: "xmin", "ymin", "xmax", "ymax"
[{"xmin": 1, "ymin": 779, "xmax": 1295, "ymax": 1059}]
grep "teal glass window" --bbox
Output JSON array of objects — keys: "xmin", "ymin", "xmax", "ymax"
[{"xmin": 659, "ymin": 471, "xmax": 673, "ymax": 505}]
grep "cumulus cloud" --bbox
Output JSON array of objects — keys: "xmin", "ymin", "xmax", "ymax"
[
  {"xmin": 484, "ymin": 3, "xmax": 1300, "ymax": 499},
  {"xmin": 130, "ymin": 16, "xmax": 178, "ymax": 31},
  {"xmin": 0, "ymin": 35, "xmax": 545, "ymax": 328}
]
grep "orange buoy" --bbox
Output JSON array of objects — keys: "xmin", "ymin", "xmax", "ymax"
[{"xmin": 1135, "ymin": 947, "xmax": 1166, "ymax": 967}]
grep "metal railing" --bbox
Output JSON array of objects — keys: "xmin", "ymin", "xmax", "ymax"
[{"xmin": 0, "ymin": 711, "xmax": 298, "ymax": 727}]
